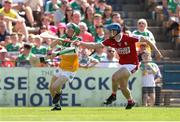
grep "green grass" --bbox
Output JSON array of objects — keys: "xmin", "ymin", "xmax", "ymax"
[{"xmin": 0, "ymin": 107, "xmax": 180, "ymax": 121}]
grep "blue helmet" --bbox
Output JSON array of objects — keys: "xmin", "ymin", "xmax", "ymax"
[{"xmin": 105, "ymin": 23, "xmax": 121, "ymax": 34}]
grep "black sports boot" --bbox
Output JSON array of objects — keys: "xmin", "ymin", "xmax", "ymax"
[
  {"xmin": 125, "ymin": 100, "xmax": 135, "ymax": 109},
  {"xmin": 51, "ymin": 104, "xmax": 61, "ymax": 111},
  {"xmin": 103, "ymin": 94, "xmax": 116, "ymax": 105}
]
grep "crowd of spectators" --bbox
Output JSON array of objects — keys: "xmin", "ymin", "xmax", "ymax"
[
  {"xmin": 147, "ymin": 0, "xmax": 180, "ymax": 49},
  {"xmin": 0, "ymin": 0, "xmax": 175, "ymax": 106}
]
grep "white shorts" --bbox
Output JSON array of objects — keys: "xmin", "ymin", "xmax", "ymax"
[
  {"xmin": 119, "ymin": 64, "xmax": 138, "ymax": 74},
  {"xmin": 54, "ymin": 68, "xmax": 76, "ymax": 82}
]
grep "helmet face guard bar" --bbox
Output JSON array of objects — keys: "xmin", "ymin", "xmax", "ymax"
[{"xmin": 105, "ymin": 23, "xmax": 122, "ymax": 39}]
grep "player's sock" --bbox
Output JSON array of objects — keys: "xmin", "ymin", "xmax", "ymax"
[
  {"xmin": 112, "ymin": 92, "xmax": 116, "ymax": 96},
  {"xmin": 52, "ymin": 93, "xmax": 61, "ymax": 104},
  {"xmin": 125, "ymin": 99, "xmax": 135, "ymax": 109}
]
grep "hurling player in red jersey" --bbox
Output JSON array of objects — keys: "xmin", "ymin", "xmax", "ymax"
[{"xmin": 74, "ymin": 23, "xmax": 162, "ymax": 109}]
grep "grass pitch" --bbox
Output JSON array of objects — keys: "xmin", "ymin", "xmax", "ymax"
[{"xmin": 0, "ymin": 107, "xmax": 180, "ymax": 121}]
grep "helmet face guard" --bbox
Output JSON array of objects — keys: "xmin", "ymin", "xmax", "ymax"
[{"xmin": 105, "ymin": 23, "xmax": 122, "ymax": 40}]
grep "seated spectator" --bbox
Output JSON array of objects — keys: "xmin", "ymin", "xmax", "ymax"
[
  {"xmin": 23, "ymin": 0, "xmax": 43, "ymax": 26},
  {"xmin": 72, "ymin": 10, "xmax": 81, "ymax": 25},
  {"xmin": 5, "ymin": 33, "xmax": 21, "ymax": 60},
  {"xmin": 102, "ymin": 5, "xmax": 112, "ymax": 25},
  {"xmin": 140, "ymin": 51, "xmax": 162, "ymax": 107},
  {"xmin": 0, "ymin": 45, "xmax": 15, "ymax": 67},
  {"xmin": 132, "ymin": 18, "xmax": 156, "ymax": 55},
  {"xmin": 79, "ymin": 48, "xmax": 99, "ymax": 68},
  {"xmin": 31, "ymin": 35, "xmax": 48, "ymax": 58},
  {"xmin": 0, "ymin": 0, "xmax": 29, "ymax": 40},
  {"xmin": 63, "ymin": 6, "xmax": 73, "ymax": 24},
  {"xmin": 16, "ymin": 43, "xmax": 35, "ymax": 67},
  {"xmin": 45, "ymin": 0, "xmax": 61, "ymax": 14},
  {"xmin": 56, "ymin": 23, "xmax": 66, "ymax": 37},
  {"xmin": 82, "ymin": 6, "xmax": 94, "ymax": 32},
  {"xmin": 94, "ymin": 24, "xmax": 104, "ymax": 43},
  {"xmin": 96, "ymin": 47, "xmax": 119, "ymax": 68},
  {"xmin": 70, "ymin": 0, "xmax": 81, "ymax": 11},
  {"xmin": 0, "ymin": 20, "xmax": 10, "ymax": 45},
  {"xmin": 79, "ymin": 22, "xmax": 94, "ymax": 43},
  {"xmin": 94, "ymin": 0, "xmax": 106, "ymax": 15},
  {"xmin": 91, "ymin": 46, "xmax": 106, "ymax": 61},
  {"xmin": 112, "ymin": 12, "xmax": 124, "ymax": 26},
  {"xmin": 80, "ymin": 0, "xmax": 89, "ymax": 20},
  {"xmin": 87, "ymin": 13, "xmax": 103, "ymax": 36}
]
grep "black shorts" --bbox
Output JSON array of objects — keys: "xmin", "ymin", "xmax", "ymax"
[{"xmin": 142, "ymin": 87, "xmax": 155, "ymax": 94}]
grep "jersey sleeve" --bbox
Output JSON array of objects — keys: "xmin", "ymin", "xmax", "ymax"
[
  {"xmin": 102, "ymin": 39, "xmax": 117, "ymax": 48},
  {"xmin": 126, "ymin": 34, "xmax": 139, "ymax": 43}
]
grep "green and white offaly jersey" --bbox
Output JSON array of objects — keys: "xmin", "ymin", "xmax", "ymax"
[
  {"xmin": 31, "ymin": 45, "xmax": 48, "ymax": 57},
  {"xmin": 132, "ymin": 29, "xmax": 156, "ymax": 44}
]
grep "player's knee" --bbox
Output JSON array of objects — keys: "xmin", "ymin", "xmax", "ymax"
[{"xmin": 119, "ymin": 84, "xmax": 128, "ymax": 91}]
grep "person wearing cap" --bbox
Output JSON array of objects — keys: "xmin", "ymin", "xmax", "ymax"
[
  {"xmin": 0, "ymin": 0, "xmax": 29, "ymax": 40},
  {"xmin": 46, "ymin": 23, "xmax": 81, "ymax": 111},
  {"xmin": 56, "ymin": 23, "xmax": 66, "ymax": 37},
  {"xmin": 74, "ymin": 23, "xmax": 162, "ymax": 109}
]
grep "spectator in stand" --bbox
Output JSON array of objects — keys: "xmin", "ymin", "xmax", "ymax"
[
  {"xmin": 137, "ymin": 43, "xmax": 149, "ymax": 62},
  {"xmin": 39, "ymin": 25, "xmax": 48, "ymax": 34},
  {"xmin": 56, "ymin": 23, "xmax": 66, "ymax": 37},
  {"xmin": 80, "ymin": 0, "xmax": 89, "ymax": 19},
  {"xmin": 31, "ymin": 35, "xmax": 47, "ymax": 58},
  {"xmin": 102, "ymin": 5, "xmax": 112, "ymax": 25},
  {"xmin": 16, "ymin": 43, "xmax": 35, "ymax": 67},
  {"xmin": 140, "ymin": 50, "xmax": 162, "ymax": 107},
  {"xmin": 63, "ymin": 6, "xmax": 73, "ymax": 23},
  {"xmin": 132, "ymin": 18, "xmax": 158, "ymax": 59},
  {"xmin": 45, "ymin": 0, "xmax": 61, "ymax": 14},
  {"xmin": 97, "ymin": 47, "xmax": 119, "ymax": 68},
  {"xmin": 0, "ymin": 45, "xmax": 14, "ymax": 67},
  {"xmin": 23, "ymin": 0, "xmax": 43, "ymax": 26},
  {"xmin": 41, "ymin": 15, "xmax": 53, "ymax": 30},
  {"xmin": 70, "ymin": 0, "xmax": 82, "ymax": 11},
  {"xmin": 111, "ymin": 12, "xmax": 131, "ymax": 35},
  {"xmin": 83, "ymin": 6, "xmax": 94, "ymax": 33},
  {"xmin": 87, "ymin": 13, "xmax": 102, "ymax": 36},
  {"xmin": 17, "ymin": 32, "xmax": 25, "ymax": 44},
  {"xmin": 87, "ymin": 0, "xmax": 95, "ymax": 7},
  {"xmin": 79, "ymin": 48, "xmax": 99, "ymax": 68},
  {"xmin": 79, "ymin": 22, "xmax": 94, "ymax": 43},
  {"xmin": 54, "ymin": 0, "xmax": 69, "ymax": 25},
  {"xmin": 94, "ymin": 24, "xmax": 104, "ymax": 43},
  {"xmin": 112, "ymin": 12, "xmax": 124, "ymax": 26},
  {"xmin": 5, "ymin": 33, "xmax": 21, "ymax": 60},
  {"xmin": 0, "ymin": 0, "xmax": 29, "ymax": 40},
  {"xmin": 0, "ymin": 20, "xmax": 10, "ymax": 46},
  {"xmin": 72, "ymin": 10, "xmax": 81, "ymax": 25},
  {"xmin": 94, "ymin": 0, "xmax": 106, "ymax": 15},
  {"xmin": 91, "ymin": 46, "xmax": 106, "ymax": 61}
]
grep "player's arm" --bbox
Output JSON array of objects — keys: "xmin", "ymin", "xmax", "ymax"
[
  {"xmin": 50, "ymin": 39, "xmax": 62, "ymax": 49},
  {"xmin": 74, "ymin": 41, "xmax": 104, "ymax": 49},
  {"xmin": 140, "ymin": 37, "xmax": 163, "ymax": 59}
]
